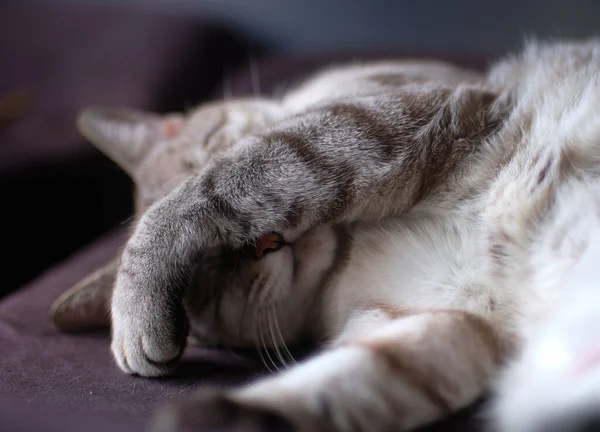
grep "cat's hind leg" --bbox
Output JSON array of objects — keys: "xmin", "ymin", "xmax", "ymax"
[{"xmin": 152, "ymin": 309, "xmax": 507, "ymax": 432}]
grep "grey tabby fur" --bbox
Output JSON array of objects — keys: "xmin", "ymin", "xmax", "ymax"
[{"xmin": 51, "ymin": 41, "xmax": 600, "ymax": 432}]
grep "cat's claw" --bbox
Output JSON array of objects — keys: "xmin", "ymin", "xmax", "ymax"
[{"xmin": 110, "ymin": 296, "xmax": 188, "ymax": 377}]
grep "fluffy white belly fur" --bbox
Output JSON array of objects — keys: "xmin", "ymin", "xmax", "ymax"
[{"xmin": 321, "ymin": 206, "xmax": 499, "ymax": 338}]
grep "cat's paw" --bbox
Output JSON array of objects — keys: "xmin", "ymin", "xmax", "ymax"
[
  {"xmin": 110, "ymin": 291, "xmax": 188, "ymax": 377},
  {"xmin": 151, "ymin": 388, "xmax": 295, "ymax": 432}
]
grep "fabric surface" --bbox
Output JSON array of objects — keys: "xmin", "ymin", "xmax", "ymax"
[
  {"xmin": 0, "ymin": 229, "xmax": 265, "ymax": 432},
  {"xmin": 0, "ymin": 231, "xmax": 264, "ymax": 432},
  {"xmin": 0, "ymin": 1, "xmax": 251, "ymax": 297},
  {"xmin": 1, "ymin": 24, "xmax": 492, "ymax": 431},
  {"xmin": 0, "ymin": 230, "xmax": 484, "ymax": 432}
]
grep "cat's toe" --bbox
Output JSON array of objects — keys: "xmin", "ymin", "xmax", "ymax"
[
  {"xmin": 111, "ymin": 334, "xmax": 184, "ymax": 377},
  {"xmin": 110, "ymin": 302, "xmax": 188, "ymax": 377},
  {"xmin": 151, "ymin": 388, "xmax": 296, "ymax": 432}
]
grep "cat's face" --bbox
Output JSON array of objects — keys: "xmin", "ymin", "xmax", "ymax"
[
  {"xmin": 184, "ymin": 224, "xmax": 338, "ymax": 349},
  {"xmin": 77, "ymin": 99, "xmax": 337, "ymax": 350}
]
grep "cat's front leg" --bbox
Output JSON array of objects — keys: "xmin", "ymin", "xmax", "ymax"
[
  {"xmin": 110, "ymin": 205, "xmax": 198, "ymax": 376},
  {"xmin": 111, "ymin": 85, "xmax": 506, "ymax": 376},
  {"xmin": 152, "ymin": 309, "xmax": 507, "ymax": 431}
]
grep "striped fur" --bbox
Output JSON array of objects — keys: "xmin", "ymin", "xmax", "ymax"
[{"xmin": 52, "ymin": 41, "xmax": 600, "ymax": 431}]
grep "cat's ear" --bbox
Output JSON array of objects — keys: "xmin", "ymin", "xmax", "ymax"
[
  {"xmin": 77, "ymin": 107, "xmax": 185, "ymax": 176},
  {"xmin": 49, "ymin": 258, "xmax": 118, "ymax": 332}
]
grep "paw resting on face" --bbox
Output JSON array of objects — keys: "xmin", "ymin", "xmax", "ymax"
[{"xmin": 110, "ymin": 287, "xmax": 189, "ymax": 377}]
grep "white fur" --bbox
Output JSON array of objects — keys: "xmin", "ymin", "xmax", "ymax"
[
  {"xmin": 83, "ymin": 41, "xmax": 600, "ymax": 431},
  {"xmin": 302, "ymin": 40, "xmax": 600, "ymax": 431}
]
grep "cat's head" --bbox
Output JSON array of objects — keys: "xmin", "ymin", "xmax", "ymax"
[
  {"xmin": 51, "ymin": 99, "xmax": 337, "ymax": 353},
  {"xmin": 184, "ymin": 223, "xmax": 340, "ymax": 351},
  {"xmin": 77, "ymin": 98, "xmax": 283, "ymax": 214}
]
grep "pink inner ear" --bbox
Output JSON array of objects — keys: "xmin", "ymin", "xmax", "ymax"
[{"xmin": 162, "ymin": 117, "xmax": 185, "ymax": 138}]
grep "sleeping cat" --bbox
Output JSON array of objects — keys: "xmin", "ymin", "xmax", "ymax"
[{"xmin": 51, "ymin": 40, "xmax": 600, "ymax": 432}]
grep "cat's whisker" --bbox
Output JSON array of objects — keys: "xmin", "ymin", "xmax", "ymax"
[
  {"xmin": 267, "ymin": 308, "xmax": 289, "ymax": 370},
  {"xmin": 257, "ymin": 318, "xmax": 280, "ymax": 372},
  {"xmin": 253, "ymin": 323, "xmax": 274, "ymax": 373},
  {"xmin": 271, "ymin": 306, "xmax": 296, "ymax": 366},
  {"xmin": 120, "ymin": 214, "xmax": 136, "ymax": 226}
]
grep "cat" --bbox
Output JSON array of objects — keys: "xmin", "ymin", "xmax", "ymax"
[
  {"xmin": 51, "ymin": 40, "xmax": 600, "ymax": 432},
  {"xmin": 50, "ymin": 59, "xmax": 483, "ymax": 333}
]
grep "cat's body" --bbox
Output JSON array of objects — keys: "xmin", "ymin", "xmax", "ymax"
[{"xmin": 51, "ymin": 40, "xmax": 600, "ymax": 432}]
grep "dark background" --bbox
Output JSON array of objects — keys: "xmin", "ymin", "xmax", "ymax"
[
  {"xmin": 57, "ymin": 0, "xmax": 600, "ymax": 54},
  {"xmin": 2, "ymin": 0, "xmax": 599, "ymax": 297}
]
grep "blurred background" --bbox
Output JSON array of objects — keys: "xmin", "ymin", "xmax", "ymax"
[
  {"xmin": 2, "ymin": 0, "xmax": 599, "ymax": 298},
  {"xmin": 53, "ymin": 0, "xmax": 600, "ymax": 54}
]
